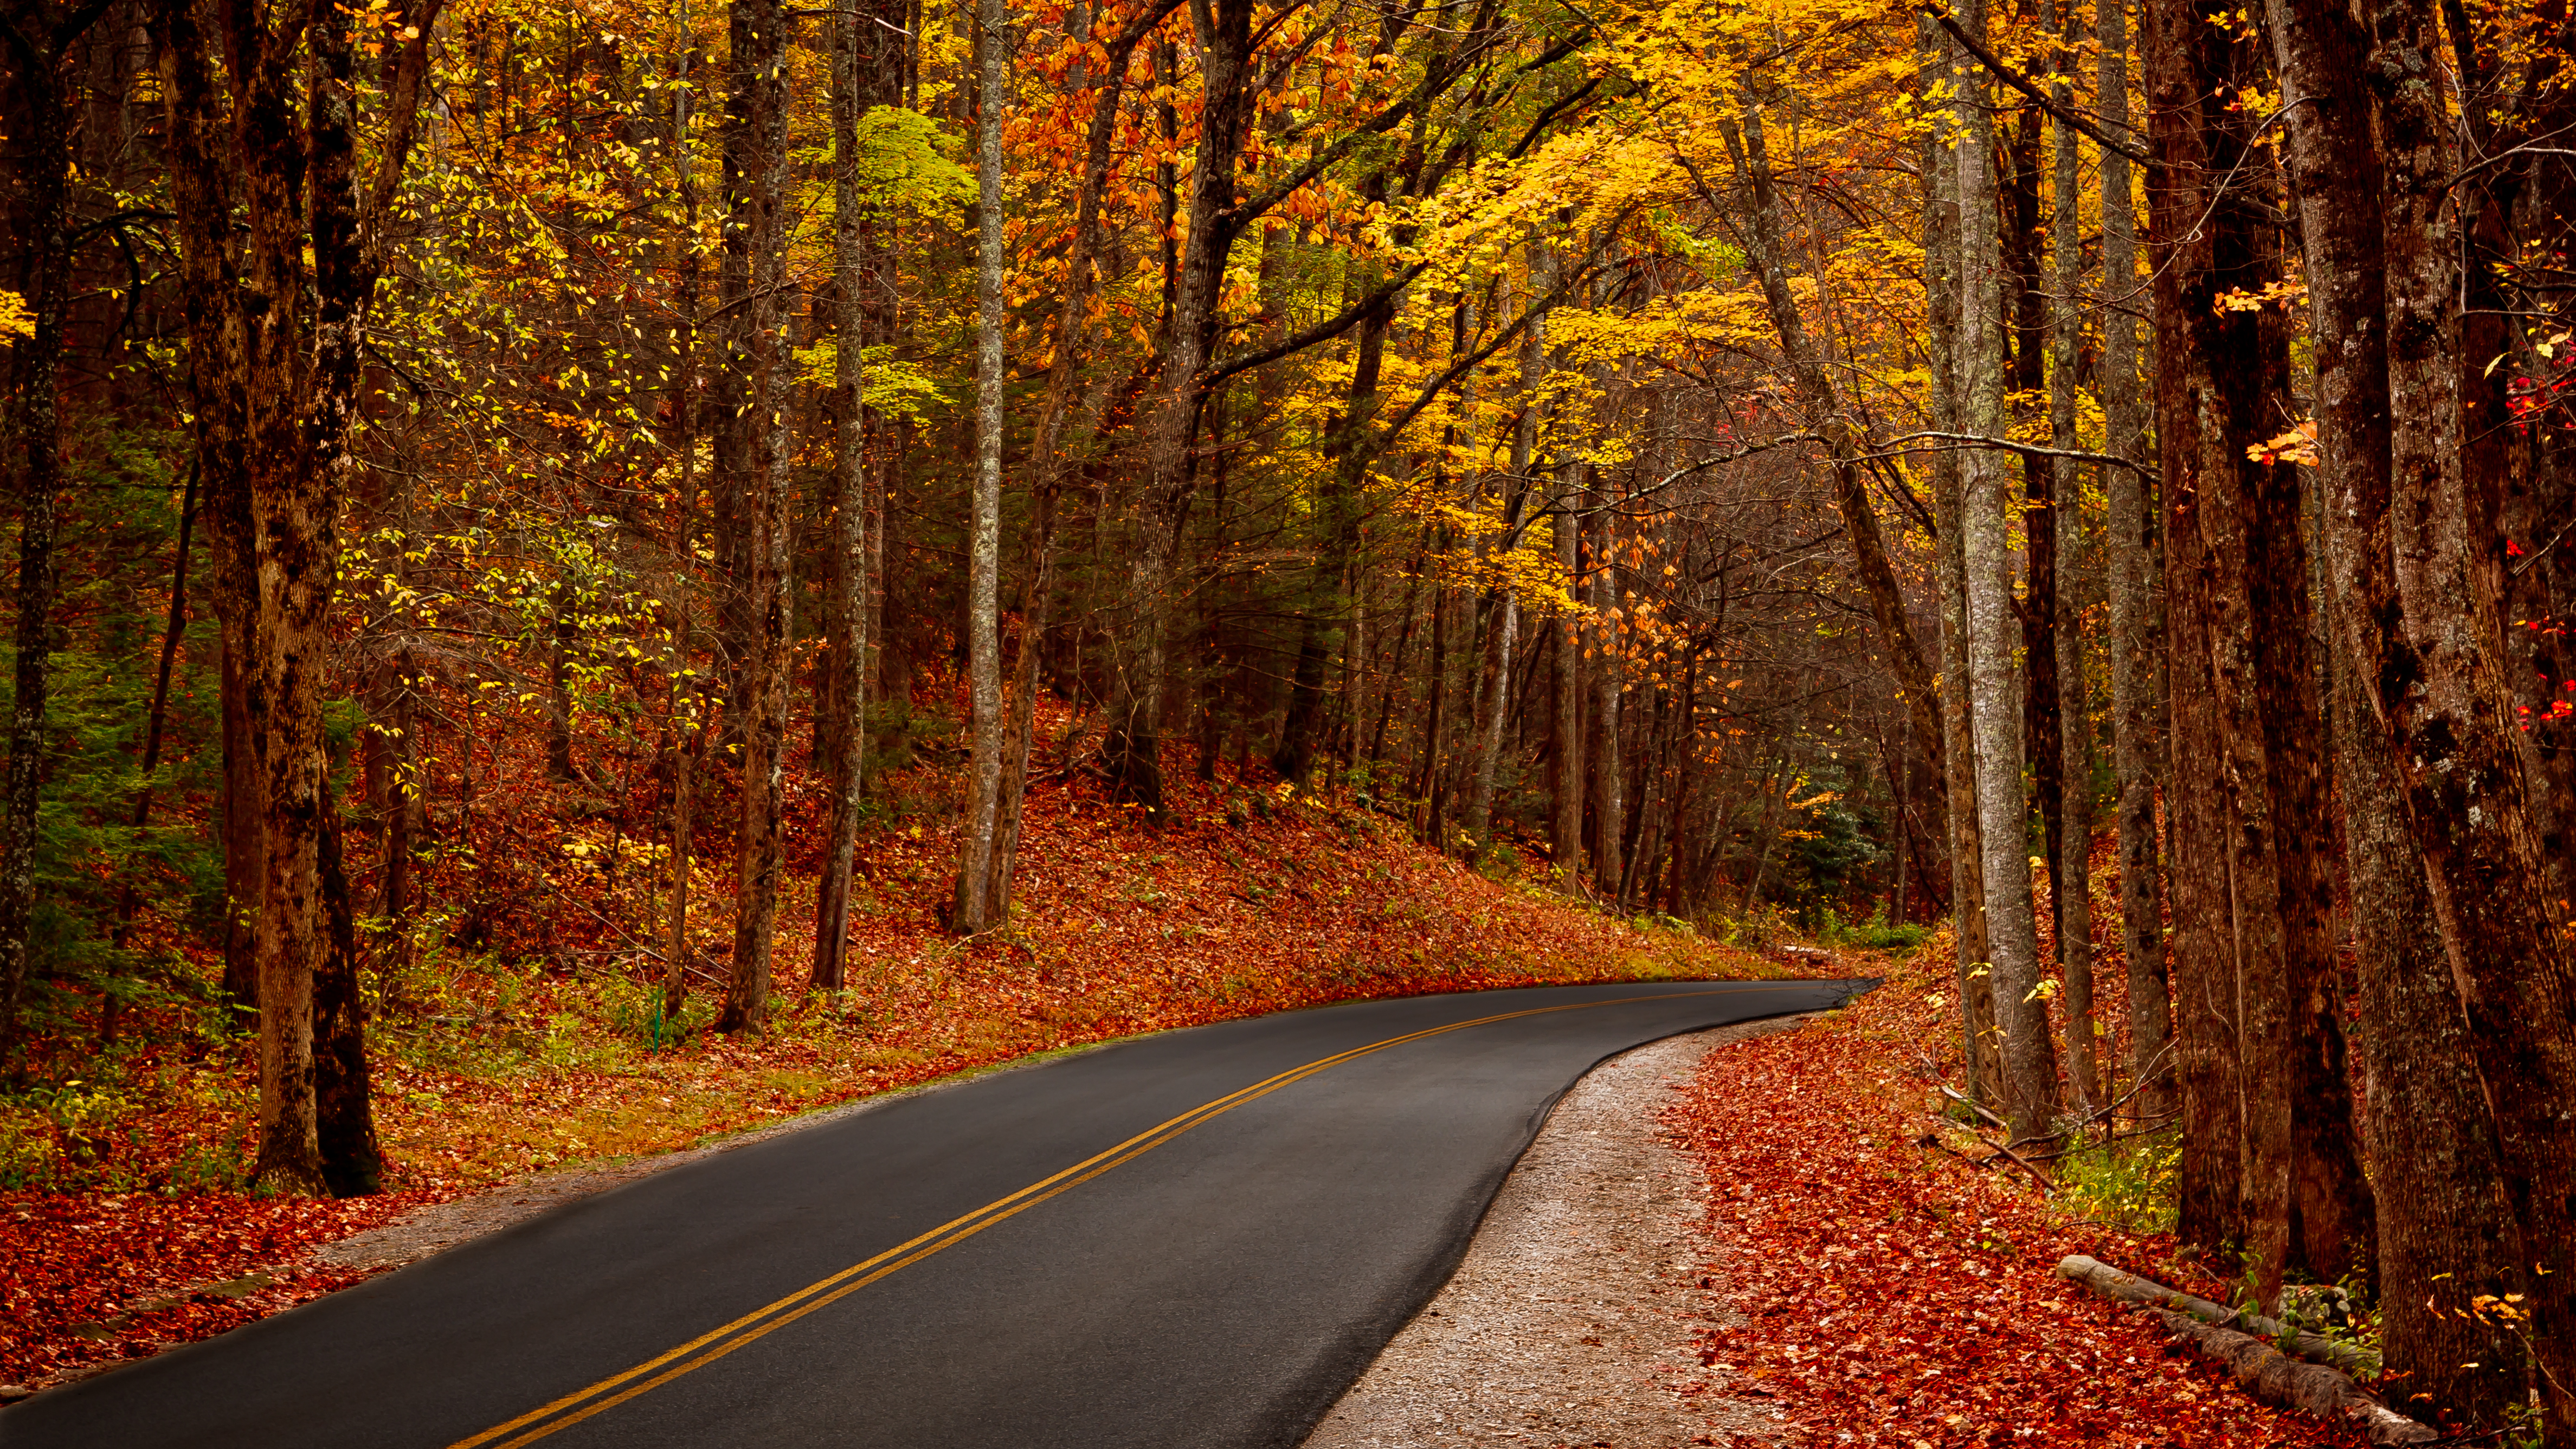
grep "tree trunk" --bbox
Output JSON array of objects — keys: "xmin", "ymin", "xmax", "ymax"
[
  {"xmin": 2366, "ymin": 0, "xmax": 2576, "ymax": 1424},
  {"xmin": 1957, "ymin": 0, "xmax": 2058, "ymax": 1142},
  {"xmin": 2250, "ymin": 0, "xmax": 2380, "ymax": 1292},
  {"xmin": 1586, "ymin": 498, "xmax": 1624, "ymax": 900},
  {"xmin": 1921, "ymin": 16, "xmax": 1997, "ymax": 1103},
  {"xmin": 811, "ymin": 3, "xmax": 873, "ymax": 989},
  {"xmin": 312, "ymin": 797, "xmax": 381, "ymax": 1196},
  {"xmin": 663, "ymin": 3, "xmax": 705, "ymax": 1021},
  {"xmin": 2096, "ymin": 0, "xmax": 2170, "ymax": 1124},
  {"xmin": 719, "ymin": 0, "xmax": 794, "ymax": 1033},
  {"xmin": 2189, "ymin": 257, "xmax": 2297, "ymax": 1305},
  {"xmin": 0, "ymin": 23, "xmax": 72, "ymax": 1054},
  {"xmin": 953, "ymin": 0, "xmax": 1008, "ymax": 932},
  {"xmin": 2268, "ymin": 0, "xmax": 2526, "ymax": 1418},
  {"xmin": 1103, "ymin": 0, "xmax": 1257, "ymax": 816},
  {"xmin": 2008, "ymin": 100, "xmax": 2064, "ymax": 962},
  {"xmin": 2145, "ymin": 0, "xmax": 2244, "ymax": 1250},
  {"xmin": 2049, "ymin": 27, "xmax": 2098, "ymax": 1118}
]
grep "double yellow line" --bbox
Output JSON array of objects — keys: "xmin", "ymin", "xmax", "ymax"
[{"xmin": 450, "ymin": 985, "xmax": 1802, "ymax": 1449}]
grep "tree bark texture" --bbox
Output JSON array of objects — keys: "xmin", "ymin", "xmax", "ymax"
[
  {"xmin": 2048, "ymin": 32, "xmax": 2097, "ymax": 1116},
  {"xmin": 2144, "ymin": 0, "xmax": 2244, "ymax": 1250},
  {"xmin": 1956, "ymin": 0, "xmax": 2057, "ymax": 1141},
  {"xmin": 0, "ymin": 12, "xmax": 75, "ymax": 1054},
  {"xmin": 157, "ymin": 0, "xmax": 438, "ymax": 1195},
  {"xmin": 1920, "ymin": 18, "xmax": 1997, "ymax": 1100},
  {"xmin": 719, "ymin": 0, "xmax": 794, "ymax": 1033},
  {"xmin": 811, "ymin": 4, "xmax": 875, "ymax": 989},
  {"xmin": 2096, "ymin": 0, "xmax": 2170, "ymax": 1124},
  {"xmin": 2362, "ymin": 0, "xmax": 2576, "ymax": 1424},
  {"xmin": 954, "ymin": 0, "xmax": 1007, "ymax": 932},
  {"xmin": 2268, "ymin": 0, "xmax": 2530, "ymax": 1419}
]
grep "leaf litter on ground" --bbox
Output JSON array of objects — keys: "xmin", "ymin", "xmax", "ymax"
[{"xmin": 1664, "ymin": 939, "xmax": 2368, "ymax": 1448}]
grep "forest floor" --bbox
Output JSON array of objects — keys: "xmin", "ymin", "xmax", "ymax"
[{"xmin": 1663, "ymin": 942, "xmax": 2373, "ymax": 1447}]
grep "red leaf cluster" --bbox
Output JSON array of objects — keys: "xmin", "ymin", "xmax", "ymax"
[{"xmin": 0, "ymin": 1190, "xmax": 426, "ymax": 1390}]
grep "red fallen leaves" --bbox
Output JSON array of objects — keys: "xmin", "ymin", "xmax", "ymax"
[
  {"xmin": 0, "ymin": 1191, "xmax": 428, "ymax": 1389},
  {"xmin": 1664, "ymin": 954, "xmax": 2368, "ymax": 1448}
]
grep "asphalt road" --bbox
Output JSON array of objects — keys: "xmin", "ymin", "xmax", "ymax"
[{"xmin": 2, "ymin": 977, "xmax": 1866, "ymax": 1449}]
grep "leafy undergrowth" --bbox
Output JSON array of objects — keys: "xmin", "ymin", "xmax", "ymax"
[
  {"xmin": 2, "ymin": 735, "xmax": 1796, "ymax": 1392},
  {"xmin": 1666, "ymin": 945, "xmax": 2364, "ymax": 1447}
]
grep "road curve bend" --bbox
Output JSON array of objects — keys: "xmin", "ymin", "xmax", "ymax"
[{"xmin": 1, "ymin": 977, "xmax": 1867, "ymax": 1449}]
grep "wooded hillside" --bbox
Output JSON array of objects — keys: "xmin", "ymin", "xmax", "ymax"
[{"xmin": 2, "ymin": 0, "xmax": 2572, "ymax": 1434}]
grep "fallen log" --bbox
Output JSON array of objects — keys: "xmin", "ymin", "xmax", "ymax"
[
  {"xmin": 2055, "ymin": 1254, "xmax": 2375, "ymax": 1377},
  {"xmin": 2135, "ymin": 1306, "xmax": 2433, "ymax": 1445},
  {"xmin": 2056, "ymin": 1257, "xmax": 2433, "ymax": 1445}
]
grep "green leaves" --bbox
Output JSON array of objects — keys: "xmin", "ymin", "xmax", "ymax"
[{"xmin": 830, "ymin": 106, "xmax": 976, "ymax": 218}]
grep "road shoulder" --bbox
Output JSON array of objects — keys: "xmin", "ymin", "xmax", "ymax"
[{"xmin": 1303, "ymin": 1015, "xmax": 1816, "ymax": 1449}]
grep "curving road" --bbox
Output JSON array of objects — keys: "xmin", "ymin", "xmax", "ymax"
[{"xmin": 1, "ymin": 977, "xmax": 1866, "ymax": 1449}]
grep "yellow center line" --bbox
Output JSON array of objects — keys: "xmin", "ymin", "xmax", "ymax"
[{"xmin": 450, "ymin": 984, "xmax": 1819, "ymax": 1449}]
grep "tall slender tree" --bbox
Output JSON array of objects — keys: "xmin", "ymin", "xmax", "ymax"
[
  {"xmin": 2095, "ymin": 0, "xmax": 2169, "ymax": 1123},
  {"xmin": 954, "ymin": 0, "xmax": 1009, "ymax": 932},
  {"xmin": 717, "ymin": 0, "xmax": 795, "ymax": 1032},
  {"xmin": 1957, "ymin": 0, "xmax": 2057, "ymax": 1140}
]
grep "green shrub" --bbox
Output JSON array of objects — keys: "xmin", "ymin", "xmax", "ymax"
[{"xmin": 2053, "ymin": 1127, "xmax": 2181, "ymax": 1234}]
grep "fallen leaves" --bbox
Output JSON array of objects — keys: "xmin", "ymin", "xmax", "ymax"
[{"xmin": 1665, "ymin": 950, "xmax": 2366, "ymax": 1448}]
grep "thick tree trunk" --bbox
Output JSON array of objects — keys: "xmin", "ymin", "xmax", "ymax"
[
  {"xmin": 2366, "ymin": 0, "xmax": 2576, "ymax": 1425},
  {"xmin": 2007, "ymin": 102, "xmax": 2064, "ymax": 961},
  {"xmin": 154, "ymin": 0, "xmax": 434, "ymax": 1196},
  {"xmin": 2173, "ymin": 0, "xmax": 2365, "ymax": 1302},
  {"xmin": 2244, "ymin": 3, "xmax": 2382, "ymax": 1292},
  {"xmin": 2189, "ymin": 249, "xmax": 2297, "ymax": 1303},
  {"xmin": 2267, "ymin": 0, "xmax": 2525, "ymax": 1418},
  {"xmin": 2145, "ymin": 0, "xmax": 2243, "ymax": 1250},
  {"xmin": 1957, "ymin": 0, "xmax": 2057, "ymax": 1141}
]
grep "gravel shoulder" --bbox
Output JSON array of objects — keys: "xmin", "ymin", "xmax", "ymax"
[{"xmin": 1302, "ymin": 1015, "xmax": 1817, "ymax": 1449}]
